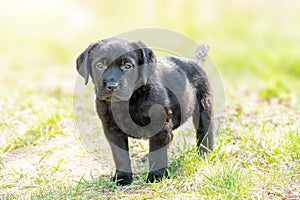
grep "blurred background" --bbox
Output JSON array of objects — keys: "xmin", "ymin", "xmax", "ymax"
[
  {"xmin": 1, "ymin": 0, "xmax": 300, "ymax": 98},
  {"xmin": 0, "ymin": 0, "xmax": 299, "ymax": 142},
  {"xmin": 0, "ymin": 0, "xmax": 300, "ymax": 139},
  {"xmin": 0, "ymin": 1, "xmax": 299, "ymax": 197}
]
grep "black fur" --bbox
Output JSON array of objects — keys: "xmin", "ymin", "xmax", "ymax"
[{"xmin": 76, "ymin": 38, "xmax": 214, "ymax": 185}]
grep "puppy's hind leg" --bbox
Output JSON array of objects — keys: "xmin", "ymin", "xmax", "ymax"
[
  {"xmin": 191, "ymin": 43, "xmax": 215, "ymax": 154},
  {"xmin": 193, "ymin": 93, "xmax": 215, "ymax": 155}
]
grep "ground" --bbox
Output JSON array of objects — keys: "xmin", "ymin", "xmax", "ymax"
[{"xmin": 0, "ymin": 0, "xmax": 300, "ymax": 199}]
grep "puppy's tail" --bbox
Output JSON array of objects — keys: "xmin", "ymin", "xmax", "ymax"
[{"xmin": 192, "ymin": 44, "xmax": 210, "ymax": 66}]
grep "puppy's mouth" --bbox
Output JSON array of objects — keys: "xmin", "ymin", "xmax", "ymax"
[
  {"xmin": 96, "ymin": 87, "xmax": 132, "ymax": 102},
  {"xmin": 97, "ymin": 95, "xmax": 123, "ymax": 102}
]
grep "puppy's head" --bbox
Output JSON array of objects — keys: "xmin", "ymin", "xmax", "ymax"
[{"xmin": 76, "ymin": 38, "xmax": 156, "ymax": 101}]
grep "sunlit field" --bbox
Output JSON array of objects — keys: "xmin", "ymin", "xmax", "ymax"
[{"xmin": 0, "ymin": 0, "xmax": 299, "ymax": 199}]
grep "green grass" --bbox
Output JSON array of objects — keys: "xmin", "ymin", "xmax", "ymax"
[
  {"xmin": 1, "ymin": 0, "xmax": 300, "ymax": 199},
  {"xmin": 1, "ymin": 113, "xmax": 63, "ymax": 153},
  {"xmin": 29, "ymin": 125, "xmax": 299, "ymax": 199}
]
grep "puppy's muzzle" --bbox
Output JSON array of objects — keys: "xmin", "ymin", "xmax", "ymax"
[
  {"xmin": 105, "ymin": 81, "xmax": 119, "ymax": 91},
  {"xmin": 96, "ymin": 80, "xmax": 122, "ymax": 101}
]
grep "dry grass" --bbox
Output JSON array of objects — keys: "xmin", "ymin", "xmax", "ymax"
[{"xmin": 1, "ymin": 0, "xmax": 300, "ymax": 199}]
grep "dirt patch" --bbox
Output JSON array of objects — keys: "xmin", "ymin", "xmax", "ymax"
[{"xmin": 0, "ymin": 119, "xmax": 109, "ymax": 198}]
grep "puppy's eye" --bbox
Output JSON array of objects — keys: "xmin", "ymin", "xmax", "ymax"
[
  {"xmin": 96, "ymin": 63, "xmax": 106, "ymax": 70},
  {"xmin": 121, "ymin": 63, "xmax": 133, "ymax": 70}
]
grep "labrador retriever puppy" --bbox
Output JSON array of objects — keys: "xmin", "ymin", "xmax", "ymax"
[{"xmin": 76, "ymin": 37, "xmax": 214, "ymax": 185}]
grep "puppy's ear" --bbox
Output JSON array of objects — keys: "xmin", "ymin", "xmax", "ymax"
[
  {"xmin": 137, "ymin": 41, "xmax": 156, "ymax": 85},
  {"xmin": 76, "ymin": 43, "xmax": 97, "ymax": 85}
]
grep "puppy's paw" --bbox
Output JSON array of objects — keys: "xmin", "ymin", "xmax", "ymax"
[
  {"xmin": 112, "ymin": 170, "xmax": 133, "ymax": 186},
  {"xmin": 146, "ymin": 167, "xmax": 169, "ymax": 183}
]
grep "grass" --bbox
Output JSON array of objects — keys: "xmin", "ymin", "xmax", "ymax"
[
  {"xmin": 1, "ymin": 0, "xmax": 300, "ymax": 199},
  {"xmin": 1, "ymin": 113, "xmax": 63, "ymax": 153},
  {"xmin": 28, "ymin": 123, "xmax": 299, "ymax": 199}
]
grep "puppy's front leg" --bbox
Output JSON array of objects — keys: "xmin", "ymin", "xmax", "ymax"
[
  {"xmin": 105, "ymin": 131, "xmax": 132, "ymax": 186},
  {"xmin": 147, "ymin": 126, "xmax": 173, "ymax": 183}
]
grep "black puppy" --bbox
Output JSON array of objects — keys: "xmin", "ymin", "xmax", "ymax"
[{"xmin": 76, "ymin": 38, "xmax": 214, "ymax": 185}]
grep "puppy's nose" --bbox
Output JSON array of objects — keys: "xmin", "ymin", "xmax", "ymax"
[{"xmin": 106, "ymin": 81, "xmax": 119, "ymax": 91}]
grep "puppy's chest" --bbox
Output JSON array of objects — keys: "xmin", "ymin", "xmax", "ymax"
[
  {"xmin": 128, "ymin": 93, "xmax": 154, "ymax": 126},
  {"xmin": 97, "ymin": 86, "xmax": 172, "ymax": 130},
  {"xmin": 128, "ymin": 86, "xmax": 170, "ymax": 126}
]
